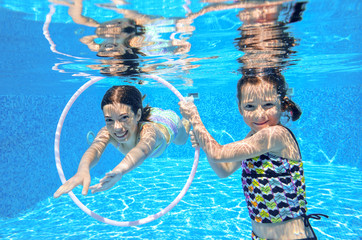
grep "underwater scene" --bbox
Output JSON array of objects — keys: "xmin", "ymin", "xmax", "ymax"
[{"xmin": 0, "ymin": 0, "xmax": 361, "ymax": 239}]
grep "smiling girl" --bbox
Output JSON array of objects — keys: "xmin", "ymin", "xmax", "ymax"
[
  {"xmin": 54, "ymin": 85, "xmax": 189, "ymax": 198},
  {"xmin": 179, "ymin": 70, "xmax": 328, "ymax": 239}
]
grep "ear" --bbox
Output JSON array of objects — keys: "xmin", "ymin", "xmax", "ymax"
[{"xmin": 136, "ymin": 108, "xmax": 142, "ymax": 121}]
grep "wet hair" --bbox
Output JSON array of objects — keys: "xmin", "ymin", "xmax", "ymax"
[
  {"xmin": 237, "ymin": 68, "xmax": 302, "ymax": 121},
  {"xmin": 101, "ymin": 85, "xmax": 151, "ymax": 122}
]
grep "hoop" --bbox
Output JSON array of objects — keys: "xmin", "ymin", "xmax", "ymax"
[{"xmin": 54, "ymin": 75, "xmax": 200, "ymax": 226}]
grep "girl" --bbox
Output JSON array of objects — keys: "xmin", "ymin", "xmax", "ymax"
[
  {"xmin": 54, "ymin": 85, "xmax": 190, "ymax": 198},
  {"xmin": 179, "ymin": 70, "xmax": 327, "ymax": 240}
]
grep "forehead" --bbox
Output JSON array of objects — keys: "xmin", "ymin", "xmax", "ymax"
[
  {"xmin": 240, "ymin": 82, "xmax": 278, "ymax": 101},
  {"xmin": 102, "ymin": 103, "xmax": 133, "ymax": 115}
]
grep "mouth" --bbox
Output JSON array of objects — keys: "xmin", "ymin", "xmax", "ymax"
[
  {"xmin": 254, "ymin": 120, "xmax": 269, "ymax": 126},
  {"xmin": 114, "ymin": 130, "xmax": 128, "ymax": 139}
]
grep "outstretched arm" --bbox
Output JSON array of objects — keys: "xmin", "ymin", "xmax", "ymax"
[
  {"xmin": 53, "ymin": 127, "xmax": 111, "ymax": 198},
  {"xmin": 90, "ymin": 123, "xmax": 163, "ymax": 193},
  {"xmin": 179, "ymin": 101, "xmax": 286, "ymax": 178}
]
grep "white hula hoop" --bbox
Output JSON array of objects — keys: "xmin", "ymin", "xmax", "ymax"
[{"xmin": 54, "ymin": 75, "xmax": 200, "ymax": 226}]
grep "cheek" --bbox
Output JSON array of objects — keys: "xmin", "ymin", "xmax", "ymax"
[
  {"xmin": 105, "ymin": 124, "xmax": 113, "ymax": 131},
  {"xmin": 242, "ymin": 112, "xmax": 254, "ymax": 121},
  {"xmin": 266, "ymin": 108, "xmax": 281, "ymax": 119},
  {"xmin": 267, "ymin": 108, "xmax": 277, "ymax": 115}
]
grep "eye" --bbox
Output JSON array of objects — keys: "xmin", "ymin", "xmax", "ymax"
[
  {"xmin": 263, "ymin": 103, "xmax": 275, "ymax": 109},
  {"xmin": 105, "ymin": 118, "xmax": 113, "ymax": 123},
  {"xmin": 120, "ymin": 115, "xmax": 129, "ymax": 121},
  {"xmin": 244, "ymin": 104, "xmax": 255, "ymax": 110}
]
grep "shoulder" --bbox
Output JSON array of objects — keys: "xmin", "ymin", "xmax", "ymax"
[
  {"xmin": 260, "ymin": 125, "xmax": 300, "ymax": 160},
  {"xmin": 251, "ymin": 125, "xmax": 293, "ymax": 151},
  {"xmin": 139, "ymin": 121, "xmax": 158, "ymax": 137},
  {"xmin": 255, "ymin": 125, "xmax": 291, "ymax": 138},
  {"xmin": 250, "ymin": 125, "xmax": 288, "ymax": 140}
]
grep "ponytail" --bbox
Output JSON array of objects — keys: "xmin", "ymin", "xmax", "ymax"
[
  {"xmin": 140, "ymin": 105, "xmax": 152, "ymax": 122},
  {"xmin": 282, "ymin": 96, "xmax": 302, "ymax": 121}
]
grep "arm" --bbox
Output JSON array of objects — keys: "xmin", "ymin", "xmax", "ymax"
[
  {"xmin": 190, "ymin": 129, "xmax": 240, "ymax": 178},
  {"xmin": 181, "ymin": 0, "xmax": 291, "ymax": 24},
  {"xmin": 90, "ymin": 123, "xmax": 164, "ymax": 193},
  {"xmin": 179, "ymin": 101, "xmax": 285, "ymax": 177},
  {"xmin": 50, "ymin": 0, "xmax": 99, "ymax": 27},
  {"xmin": 53, "ymin": 127, "xmax": 111, "ymax": 198}
]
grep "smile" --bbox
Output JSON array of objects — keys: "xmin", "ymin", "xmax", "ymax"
[
  {"xmin": 114, "ymin": 130, "xmax": 128, "ymax": 139},
  {"xmin": 254, "ymin": 120, "xmax": 269, "ymax": 126}
]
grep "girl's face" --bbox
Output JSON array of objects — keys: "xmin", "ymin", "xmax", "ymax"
[
  {"xmin": 238, "ymin": 82, "xmax": 282, "ymax": 133},
  {"xmin": 103, "ymin": 103, "xmax": 141, "ymax": 143}
]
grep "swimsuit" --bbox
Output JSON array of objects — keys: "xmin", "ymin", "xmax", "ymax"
[
  {"xmin": 241, "ymin": 127, "xmax": 328, "ymax": 239},
  {"xmin": 140, "ymin": 107, "xmax": 180, "ymax": 158},
  {"xmin": 251, "ymin": 214, "xmax": 329, "ymax": 240}
]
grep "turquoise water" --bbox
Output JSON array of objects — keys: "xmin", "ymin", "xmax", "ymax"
[{"xmin": 1, "ymin": 0, "xmax": 361, "ymax": 239}]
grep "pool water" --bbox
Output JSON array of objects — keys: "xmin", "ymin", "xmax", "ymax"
[{"xmin": 0, "ymin": 0, "xmax": 361, "ymax": 239}]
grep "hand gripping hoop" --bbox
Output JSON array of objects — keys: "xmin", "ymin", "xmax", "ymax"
[{"xmin": 54, "ymin": 75, "xmax": 200, "ymax": 226}]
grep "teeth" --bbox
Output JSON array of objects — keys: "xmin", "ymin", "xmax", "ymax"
[{"xmin": 115, "ymin": 131, "xmax": 127, "ymax": 138}]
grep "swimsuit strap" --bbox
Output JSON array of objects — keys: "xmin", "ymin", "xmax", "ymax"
[
  {"xmin": 282, "ymin": 125, "xmax": 302, "ymax": 156},
  {"xmin": 302, "ymin": 213, "xmax": 329, "ymax": 239},
  {"xmin": 303, "ymin": 213, "xmax": 329, "ymax": 227}
]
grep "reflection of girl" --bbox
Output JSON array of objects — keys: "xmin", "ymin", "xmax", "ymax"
[
  {"xmin": 179, "ymin": 70, "xmax": 328, "ymax": 239},
  {"xmin": 54, "ymin": 85, "xmax": 190, "ymax": 198},
  {"xmin": 50, "ymin": 0, "xmax": 193, "ymax": 76}
]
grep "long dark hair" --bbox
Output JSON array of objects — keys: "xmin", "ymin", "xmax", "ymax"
[
  {"xmin": 101, "ymin": 85, "xmax": 151, "ymax": 122},
  {"xmin": 237, "ymin": 68, "xmax": 301, "ymax": 121}
]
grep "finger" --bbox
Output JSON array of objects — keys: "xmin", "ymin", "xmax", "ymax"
[
  {"xmin": 105, "ymin": 171, "xmax": 116, "ymax": 177},
  {"xmin": 100, "ymin": 176, "xmax": 112, "ymax": 184},
  {"xmin": 53, "ymin": 181, "xmax": 75, "ymax": 198},
  {"xmin": 94, "ymin": 183, "xmax": 112, "ymax": 193},
  {"xmin": 91, "ymin": 185, "xmax": 104, "ymax": 194},
  {"xmin": 89, "ymin": 183, "xmax": 101, "ymax": 190},
  {"xmin": 54, "ymin": 186, "xmax": 65, "ymax": 198},
  {"xmin": 82, "ymin": 178, "xmax": 91, "ymax": 196}
]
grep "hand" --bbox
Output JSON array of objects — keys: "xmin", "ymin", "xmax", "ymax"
[
  {"xmin": 89, "ymin": 170, "xmax": 123, "ymax": 194},
  {"xmin": 53, "ymin": 170, "xmax": 91, "ymax": 198},
  {"xmin": 190, "ymin": 130, "xmax": 199, "ymax": 148},
  {"xmin": 178, "ymin": 99, "xmax": 198, "ymax": 121}
]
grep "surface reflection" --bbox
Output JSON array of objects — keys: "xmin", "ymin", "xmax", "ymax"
[
  {"xmin": 181, "ymin": 0, "xmax": 306, "ymax": 76},
  {"xmin": 236, "ymin": 1, "xmax": 307, "ymax": 75},
  {"xmin": 49, "ymin": 0, "xmax": 215, "ymax": 82}
]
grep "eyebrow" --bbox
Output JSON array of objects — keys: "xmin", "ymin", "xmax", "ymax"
[
  {"xmin": 104, "ymin": 113, "xmax": 128, "ymax": 118},
  {"xmin": 263, "ymin": 98, "xmax": 277, "ymax": 102},
  {"xmin": 242, "ymin": 99, "xmax": 255, "ymax": 103}
]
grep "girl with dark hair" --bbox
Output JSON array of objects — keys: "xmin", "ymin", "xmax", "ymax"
[
  {"xmin": 54, "ymin": 85, "xmax": 190, "ymax": 198},
  {"xmin": 179, "ymin": 71, "xmax": 327, "ymax": 239}
]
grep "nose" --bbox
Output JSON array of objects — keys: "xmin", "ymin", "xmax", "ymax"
[
  {"xmin": 254, "ymin": 106, "xmax": 266, "ymax": 120},
  {"xmin": 114, "ymin": 120, "xmax": 124, "ymax": 131}
]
